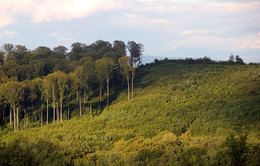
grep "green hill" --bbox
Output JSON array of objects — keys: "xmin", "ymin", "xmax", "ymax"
[{"xmin": 1, "ymin": 61, "xmax": 260, "ymax": 165}]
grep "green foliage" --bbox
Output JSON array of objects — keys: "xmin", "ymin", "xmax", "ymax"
[{"xmin": 0, "ymin": 57, "xmax": 259, "ymax": 165}]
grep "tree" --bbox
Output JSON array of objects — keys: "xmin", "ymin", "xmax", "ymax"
[
  {"xmin": 46, "ymin": 73, "xmax": 58, "ymax": 122},
  {"xmin": 235, "ymin": 55, "xmax": 244, "ymax": 64},
  {"xmin": 32, "ymin": 78, "xmax": 44, "ymax": 127},
  {"xmin": 127, "ymin": 41, "xmax": 144, "ymax": 100},
  {"xmin": 0, "ymin": 51, "xmax": 5, "ymax": 65},
  {"xmin": 229, "ymin": 54, "xmax": 235, "ymax": 64},
  {"xmin": 2, "ymin": 43, "xmax": 14, "ymax": 61},
  {"xmin": 103, "ymin": 58, "xmax": 115, "ymax": 106},
  {"xmin": 95, "ymin": 59, "xmax": 107, "ymax": 109},
  {"xmin": 67, "ymin": 72, "xmax": 79, "ymax": 120},
  {"xmin": 0, "ymin": 81, "xmax": 24, "ymax": 132},
  {"xmin": 119, "ymin": 56, "xmax": 132, "ymax": 101},
  {"xmin": 81, "ymin": 57, "xmax": 95, "ymax": 103},
  {"xmin": 43, "ymin": 76, "xmax": 51, "ymax": 124},
  {"xmin": 74, "ymin": 66, "xmax": 84, "ymax": 116},
  {"xmin": 53, "ymin": 45, "xmax": 68, "ymax": 58},
  {"xmin": 113, "ymin": 40, "xmax": 127, "ymax": 65},
  {"xmin": 56, "ymin": 71, "xmax": 68, "ymax": 122},
  {"xmin": 31, "ymin": 46, "xmax": 52, "ymax": 60},
  {"xmin": 14, "ymin": 45, "xmax": 30, "ymax": 65}
]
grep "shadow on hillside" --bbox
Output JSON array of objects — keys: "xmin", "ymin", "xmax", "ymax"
[{"xmin": 135, "ymin": 66, "xmax": 155, "ymax": 89}]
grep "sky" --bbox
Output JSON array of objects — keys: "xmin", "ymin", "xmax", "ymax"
[{"xmin": 0, "ymin": 0, "xmax": 260, "ymax": 63}]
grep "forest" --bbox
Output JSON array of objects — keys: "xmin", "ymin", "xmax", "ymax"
[{"xmin": 0, "ymin": 40, "xmax": 259, "ymax": 165}]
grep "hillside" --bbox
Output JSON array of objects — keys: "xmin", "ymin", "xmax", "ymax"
[{"xmin": 1, "ymin": 61, "xmax": 260, "ymax": 165}]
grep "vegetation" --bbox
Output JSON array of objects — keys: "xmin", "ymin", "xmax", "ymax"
[{"xmin": 0, "ymin": 41, "xmax": 259, "ymax": 165}]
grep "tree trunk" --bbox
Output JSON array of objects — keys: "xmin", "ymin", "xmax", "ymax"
[
  {"xmin": 41, "ymin": 104, "xmax": 43, "ymax": 127},
  {"xmin": 79, "ymin": 92, "xmax": 82, "ymax": 116},
  {"xmin": 127, "ymin": 77, "xmax": 130, "ymax": 101},
  {"xmin": 47, "ymin": 95, "xmax": 49, "ymax": 125},
  {"xmin": 107, "ymin": 79, "xmax": 109, "ymax": 106},
  {"xmin": 76, "ymin": 90, "xmax": 78, "ymax": 101},
  {"xmin": 24, "ymin": 109, "xmax": 26, "ymax": 130},
  {"xmin": 68, "ymin": 104, "xmax": 70, "ymax": 120},
  {"xmin": 13, "ymin": 105, "xmax": 16, "ymax": 132},
  {"xmin": 60, "ymin": 97, "xmax": 62, "ymax": 122},
  {"xmin": 99, "ymin": 85, "xmax": 102, "ymax": 110},
  {"xmin": 10, "ymin": 105, "xmax": 12, "ymax": 126},
  {"xmin": 84, "ymin": 88, "xmax": 86, "ymax": 103},
  {"xmin": 90, "ymin": 104, "xmax": 92, "ymax": 117},
  {"xmin": 57, "ymin": 102, "xmax": 59, "ymax": 122},
  {"xmin": 16, "ymin": 108, "xmax": 19, "ymax": 132},
  {"xmin": 26, "ymin": 113, "xmax": 28, "ymax": 128},
  {"xmin": 131, "ymin": 68, "xmax": 135, "ymax": 100},
  {"xmin": 53, "ymin": 87, "xmax": 55, "ymax": 123}
]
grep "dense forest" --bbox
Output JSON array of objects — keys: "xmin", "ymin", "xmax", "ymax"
[
  {"xmin": 0, "ymin": 40, "xmax": 144, "ymax": 130},
  {"xmin": 0, "ymin": 40, "xmax": 259, "ymax": 165}
]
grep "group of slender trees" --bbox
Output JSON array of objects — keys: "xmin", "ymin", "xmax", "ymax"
[{"xmin": 0, "ymin": 40, "xmax": 144, "ymax": 131}]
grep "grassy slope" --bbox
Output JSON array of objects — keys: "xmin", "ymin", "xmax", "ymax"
[{"xmin": 1, "ymin": 62, "xmax": 260, "ymax": 165}]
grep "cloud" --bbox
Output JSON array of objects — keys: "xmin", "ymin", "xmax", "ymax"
[
  {"xmin": 48, "ymin": 32, "xmax": 74, "ymax": 43},
  {"xmin": 0, "ymin": 0, "xmax": 259, "ymax": 57},
  {"xmin": 4, "ymin": 31, "xmax": 18, "ymax": 39},
  {"xmin": 181, "ymin": 29, "xmax": 210, "ymax": 36}
]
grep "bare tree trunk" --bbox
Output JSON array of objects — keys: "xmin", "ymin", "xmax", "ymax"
[
  {"xmin": 79, "ymin": 92, "xmax": 82, "ymax": 116},
  {"xmin": 131, "ymin": 68, "xmax": 135, "ymax": 100},
  {"xmin": 60, "ymin": 97, "xmax": 62, "ymax": 122},
  {"xmin": 90, "ymin": 104, "xmax": 92, "ymax": 117},
  {"xmin": 99, "ymin": 85, "xmax": 102, "ymax": 110},
  {"xmin": 84, "ymin": 88, "xmax": 86, "ymax": 103},
  {"xmin": 107, "ymin": 79, "xmax": 109, "ymax": 106},
  {"xmin": 53, "ymin": 87, "xmax": 55, "ymax": 123},
  {"xmin": 10, "ymin": 105, "xmax": 12, "ymax": 126},
  {"xmin": 16, "ymin": 108, "xmax": 19, "ymax": 132},
  {"xmin": 76, "ymin": 90, "xmax": 78, "ymax": 101},
  {"xmin": 41, "ymin": 104, "xmax": 43, "ymax": 127},
  {"xmin": 26, "ymin": 113, "xmax": 28, "ymax": 128},
  {"xmin": 68, "ymin": 104, "xmax": 70, "ymax": 120},
  {"xmin": 86, "ymin": 89, "xmax": 89, "ymax": 102},
  {"xmin": 13, "ymin": 105, "xmax": 16, "ymax": 132},
  {"xmin": 127, "ymin": 77, "xmax": 130, "ymax": 101},
  {"xmin": 57, "ymin": 102, "xmax": 59, "ymax": 122},
  {"xmin": 47, "ymin": 96, "xmax": 49, "ymax": 125},
  {"xmin": 23, "ymin": 109, "xmax": 26, "ymax": 130}
]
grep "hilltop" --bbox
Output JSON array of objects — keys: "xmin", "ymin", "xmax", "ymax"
[{"xmin": 1, "ymin": 60, "xmax": 260, "ymax": 165}]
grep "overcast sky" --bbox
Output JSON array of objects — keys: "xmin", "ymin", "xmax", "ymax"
[{"xmin": 0, "ymin": 0, "xmax": 259, "ymax": 62}]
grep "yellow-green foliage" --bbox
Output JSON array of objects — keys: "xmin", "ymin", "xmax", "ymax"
[{"xmin": 0, "ymin": 62, "xmax": 259, "ymax": 165}]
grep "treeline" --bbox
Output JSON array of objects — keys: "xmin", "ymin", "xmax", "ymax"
[
  {"xmin": 0, "ymin": 40, "xmax": 143, "ymax": 131},
  {"xmin": 150, "ymin": 55, "xmax": 246, "ymax": 66}
]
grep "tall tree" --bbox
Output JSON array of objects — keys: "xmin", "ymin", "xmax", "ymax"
[
  {"xmin": 127, "ymin": 41, "xmax": 144, "ymax": 100},
  {"xmin": 32, "ymin": 78, "xmax": 44, "ymax": 127},
  {"xmin": 95, "ymin": 59, "xmax": 107, "ymax": 109},
  {"xmin": 103, "ymin": 58, "xmax": 115, "ymax": 106},
  {"xmin": 46, "ymin": 73, "xmax": 58, "ymax": 122},
  {"xmin": 2, "ymin": 43, "xmax": 15, "ymax": 61},
  {"xmin": 119, "ymin": 56, "xmax": 132, "ymax": 101},
  {"xmin": 0, "ymin": 81, "xmax": 24, "ymax": 132},
  {"xmin": 74, "ymin": 66, "xmax": 84, "ymax": 116},
  {"xmin": 67, "ymin": 72, "xmax": 79, "ymax": 119},
  {"xmin": 57, "ymin": 71, "xmax": 68, "ymax": 122},
  {"xmin": 43, "ymin": 77, "xmax": 51, "ymax": 124},
  {"xmin": 81, "ymin": 57, "xmax": 95, "ymax": 103}
]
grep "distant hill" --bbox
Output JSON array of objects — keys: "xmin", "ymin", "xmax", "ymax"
[
  {"xmin": 1, "ymin": 61, "xmax": 259, "ymax": 165},
  {"xmin": 141, "ymin": 55, "xmax": 184, "ymax": 64}
]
